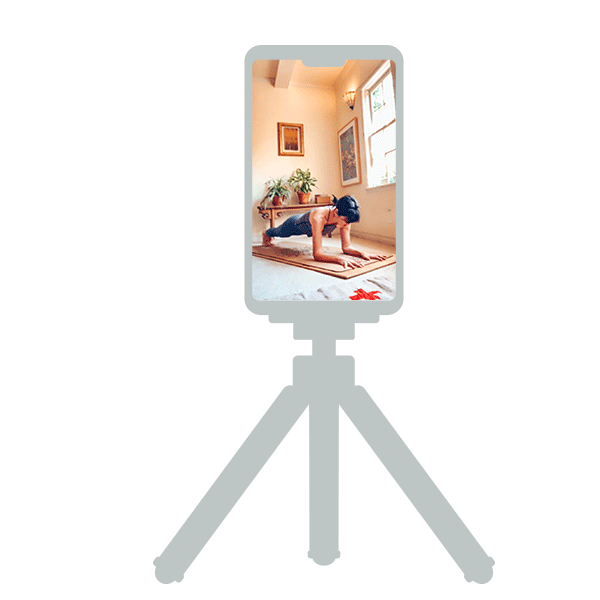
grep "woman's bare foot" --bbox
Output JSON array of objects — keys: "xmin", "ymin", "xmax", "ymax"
[{"xmin": 262, "ymin": 232, "xmax": 274, "ymax": 247}]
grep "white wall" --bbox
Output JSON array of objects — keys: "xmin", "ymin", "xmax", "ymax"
[
  {"xmin": 252, "ymin": 75, "xmax": 337, "ymax": 241},
  {"xmin": 334, "ymin": 60, "xmax": 396, "ymax": 243}
]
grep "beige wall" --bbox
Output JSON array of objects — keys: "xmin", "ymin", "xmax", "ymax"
[
  {"xmin": 252, "ymin": 60, "xmax": 396, "ymax": 245},
  {"xmin": 252, "ymin": 77, "xmax": 337, "ymax": 241}
]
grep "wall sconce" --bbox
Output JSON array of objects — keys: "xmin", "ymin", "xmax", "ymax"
[{"xmin": 343, "ymin": 91, "xmax": 356, "ymax": 110}]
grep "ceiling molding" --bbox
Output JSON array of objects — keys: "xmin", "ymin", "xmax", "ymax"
[{"xmin": 274, "ymin": 60, "xmax": 296, "ymax": 88}]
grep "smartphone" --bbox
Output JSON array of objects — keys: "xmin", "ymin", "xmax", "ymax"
[{"xmin": 245, "ymin": 45, "xmax": 403, "ymax": 325}]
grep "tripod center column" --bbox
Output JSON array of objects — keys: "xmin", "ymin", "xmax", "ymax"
[
  {"xmin": 293, "ymin": 351, "xmax": 355, "ymax": 567},
  {"xmin": 312, "ymin": 337, "xmax": 336, "ymax": 357}
]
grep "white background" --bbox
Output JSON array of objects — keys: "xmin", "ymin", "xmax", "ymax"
[{"xmin": 1, "ymin": 1, "xmax": 599, "ymax": 598}]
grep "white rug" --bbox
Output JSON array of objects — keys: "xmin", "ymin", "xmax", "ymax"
[{"xmin": 270, "ymin": 274, "xmax": 396, "ymax": 301}]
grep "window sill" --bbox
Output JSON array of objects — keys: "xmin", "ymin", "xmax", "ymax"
[{"xmin": 365, "ymin": 182, "xmax": 396, "ymax": 192}]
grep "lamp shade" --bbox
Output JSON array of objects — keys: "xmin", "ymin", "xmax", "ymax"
[{"xmin": 343, "ymin": 91, "xmax": 356, "ymax": 109}]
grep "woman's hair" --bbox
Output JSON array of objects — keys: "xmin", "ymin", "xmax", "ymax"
[{"xmin": 333, "ymin": 195, "xmax": 360, "ymax": 223}]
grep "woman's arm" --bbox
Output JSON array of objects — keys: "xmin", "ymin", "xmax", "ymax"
[
  {"xmin": 341, "ymin": 226, "xmax": 388, "ymax": 261},
  {"xmin": 310, "ymin": 212, "xmax": 364, "ymax": 269}
]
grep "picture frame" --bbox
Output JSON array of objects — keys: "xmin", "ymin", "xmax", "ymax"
[
  {"xmin": 337, "ymin": 117, "xmax": 361, "ymax": 186},
  {"xmin": 277, "ymin": 122, "xmax": 304, "ymax": 156}
]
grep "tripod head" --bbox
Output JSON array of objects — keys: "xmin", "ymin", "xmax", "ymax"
[{"xmin": 272, "ymin": 311, "xmax": 377, "ymax": 341}]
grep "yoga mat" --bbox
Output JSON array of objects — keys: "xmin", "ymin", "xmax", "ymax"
[{"xmin": 252, "ymin": 241, "xmax": 396, "ymax": 279}]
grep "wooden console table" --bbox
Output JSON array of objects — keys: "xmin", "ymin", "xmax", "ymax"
[{"xmin": 257, "ymin": 202, "xmax": 335, "ymax": 229}]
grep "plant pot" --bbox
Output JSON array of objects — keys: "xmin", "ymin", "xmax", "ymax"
[
  {"xmin": 297, "ymin": 192, "xmax": 310, "ymax": 204},
  {"xmin": 271, "ymin": 195, "xmax": 282, "ymax": 206}
]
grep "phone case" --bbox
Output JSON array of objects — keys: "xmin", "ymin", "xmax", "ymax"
[{"xmin": 245, "ymin": 45, "xmax": 403, "ymax": 326}]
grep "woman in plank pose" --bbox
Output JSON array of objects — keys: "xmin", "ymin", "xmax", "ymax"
[{"xmin": 262, "ymin": 195, "xmax": 387, "ymax": 269}]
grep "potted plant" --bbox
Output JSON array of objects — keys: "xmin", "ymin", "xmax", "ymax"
[
  {"xmin": 262, "ymin": 177, "xmax": 291, "ymax": 207},
  {"xmin": 288, "ymin": 168, "xmax": 318, "ymax": 204}
]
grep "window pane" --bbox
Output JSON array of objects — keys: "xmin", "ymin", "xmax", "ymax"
[
  {"xmin": 362, "ymin": 62, "xmax": 396, "ymax": 187},
  {"xmin": 371, "ymin": 73, "xmax": 395, "ymax": 128},
  {"xmin": 385, "ymin": 149, "xmax": 396, "ymax": 183},
  {"xmin": 383, "ymin": 73, "xmax": 394, "ymax": 106},
  {"xmin": 371, "ymin": 83, "xmax": 383, "ymax": 113},
  {"xmin": 370, "ymin": 122, "xmax": 396, "ymax": 186}
]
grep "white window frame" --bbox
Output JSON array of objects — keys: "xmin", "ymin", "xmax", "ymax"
[{"xmin": 361, "ymin": 60, "xmax": 396, "ymax": 189}]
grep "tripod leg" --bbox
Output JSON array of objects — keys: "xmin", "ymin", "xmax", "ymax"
[
  {"xmin": 340, "ymin": 387, "xmax": 494, "ymax": 584},
  {"xmin": 308, "ymin": 393, "xmax": 340, "ymax": 565},
  {"xmin": 154, "ymin": 385, "xmax": 308, "ymax": 584}
]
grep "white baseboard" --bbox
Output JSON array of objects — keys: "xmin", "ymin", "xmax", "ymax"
[{"xmin": 351, "ymin": 231, "xmax": 396, "ymax": 247}]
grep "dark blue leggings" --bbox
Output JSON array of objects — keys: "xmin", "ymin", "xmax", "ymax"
[{"xmin": 266, "ymin": 213, "xmax": 313, "ymax": 238}]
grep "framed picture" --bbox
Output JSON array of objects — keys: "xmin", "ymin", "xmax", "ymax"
[
  {"xmin": 337, "ymin": 117, "xmax": 361, "ymax": 186},
  {"xmin": 277, "ymin": 122, "xmax": 304, "ymax": 156}
]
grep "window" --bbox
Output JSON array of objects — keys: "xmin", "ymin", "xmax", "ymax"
[{"xmin": 362, "ymin": 61, "xmax": 396, "ymax": 188}]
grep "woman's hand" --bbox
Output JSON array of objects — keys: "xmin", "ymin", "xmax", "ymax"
[
  {"xmin": 339, "ymin": 257, "xmax": 364, "ymax": 269},
  {"xmin": 359, "ymin": 252, "xmax": 388, "ymax": 262}
]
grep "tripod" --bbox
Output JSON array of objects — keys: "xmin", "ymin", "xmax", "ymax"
[{"xmin": 154, "ymin": 321, "xmax": 494, "ymax": 584}]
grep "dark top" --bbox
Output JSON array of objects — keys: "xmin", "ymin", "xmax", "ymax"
[{"xmin": 296, "ymin": 209, "xmax": 337, "ymax": 237}]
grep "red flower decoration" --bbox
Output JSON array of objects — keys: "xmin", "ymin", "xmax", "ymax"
[{"xmin": 349, "ymin": 289, "xmax": 382, "ymax": 300}]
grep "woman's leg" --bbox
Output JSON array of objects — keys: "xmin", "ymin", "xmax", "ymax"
[
  {"xmin": 263, "ymin": 214, "xmax": 305, "ymax": 245},
  {"xmin": 266, "ymin": 214, "xmax": 303, "ymax": 238}
]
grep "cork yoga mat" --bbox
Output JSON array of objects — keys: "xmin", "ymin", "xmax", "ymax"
[{"xmin": 252, "ymin": 241, "xmax": 396, "ymax": 279}]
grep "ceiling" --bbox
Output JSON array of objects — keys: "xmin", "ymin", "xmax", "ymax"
[{"xmin": 252, "ymin": 60, "xmax": 348, "ymax": 88}]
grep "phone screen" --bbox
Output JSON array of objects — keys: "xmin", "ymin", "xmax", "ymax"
[{"xmin": 245, "ymin": 46, "xmax": 402, "ymax": 321}]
